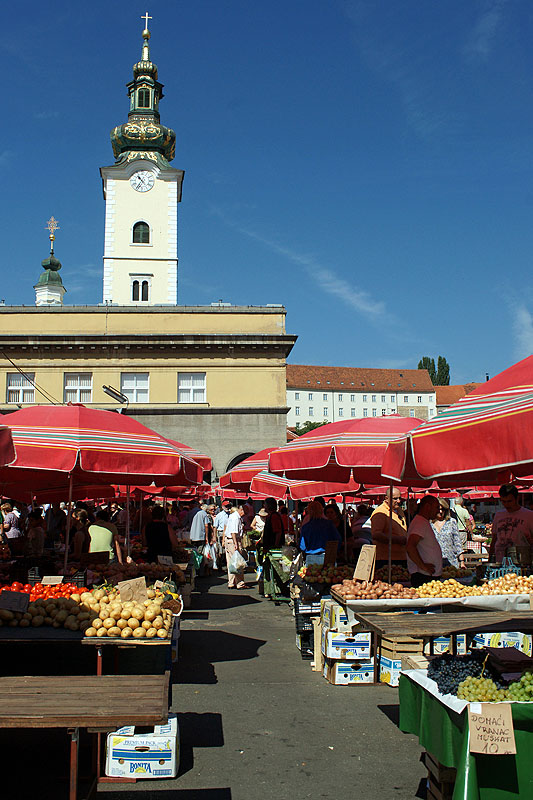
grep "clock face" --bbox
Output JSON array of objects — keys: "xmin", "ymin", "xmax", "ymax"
[{"xmin": 130, "ymin": 171, "xmax": 155, "ymax": 192}]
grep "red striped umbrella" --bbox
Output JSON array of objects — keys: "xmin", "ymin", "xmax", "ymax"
[
  {"xmin": 268, "ymin": 415, "xmax": 425, "ymax": 483},
  {"xmin": 250, "ymin": 470, "xmax": 360, "ymax": 501},
  {"xmin": 219, "ymin": 448, "xmax": 275, "ymax": 492},
  {"xmin": 381, "ymin": 355, "xmax": 533, "ymax": 486}
]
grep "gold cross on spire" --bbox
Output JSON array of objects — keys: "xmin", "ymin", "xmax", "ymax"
[
  {"xmin": 46, "ymin": 216, "xmax": 60, "ymax": 253},
  {"xmin": 141, "ymin": 12, "xmax": 152, "ymax": 32}
]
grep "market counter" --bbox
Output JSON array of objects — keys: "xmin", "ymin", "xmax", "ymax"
[{"xmin": 399, "ymin": 670, "xmax": 533, "ymax": 800}]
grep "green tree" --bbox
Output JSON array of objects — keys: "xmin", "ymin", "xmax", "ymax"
[
  {"xmin": 417, "ymin": 356, "xmax": 436, "ymax": 383},
  {"xmin": 294, "ymin": 420, "xmax": 329, "ymax": 435},
  {"xmin": 436, "ymin": 356, "xmax": 450, "ymax": 385}
]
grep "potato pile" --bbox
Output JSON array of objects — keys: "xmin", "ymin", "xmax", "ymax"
[
  {"xmin": 0, "ymin": 586, "xmax": 173, "ymax": 639},
  {"xmin": 332, "ymin": 579, "xmax": 419, "ymax": 600},
  {"xmin": 83, "ymin": 587, "xmax": 172, "ymax": 639}
]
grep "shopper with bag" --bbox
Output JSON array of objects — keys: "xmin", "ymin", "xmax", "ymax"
[{"xmin": 224, "ymin": 505, "xmax": 249, "ymax": 589}]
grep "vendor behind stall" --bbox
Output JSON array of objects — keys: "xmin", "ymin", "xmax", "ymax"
[
  {"xmin": 298, "ymin": 500, "xmax": 341, "ymax": 565},
  {"xmin": 406, "ymin": 495, "xmax": 442, "ymax": 587},
  {"xmin": 370, "ymin": 488, "xmax": 408, "ymax": 570},
  {"xmin": 88, "ymin": 510, "xmax": 123, "ymax": 564}
]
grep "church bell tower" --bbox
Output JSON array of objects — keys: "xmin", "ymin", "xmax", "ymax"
[{"xmin": 100, "ymin": 15, "xmax": 184, "ymax": 305}]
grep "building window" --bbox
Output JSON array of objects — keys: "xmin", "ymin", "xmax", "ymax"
[
  {"xmin": 6, "ymin": 373, "xmax": 34, "ymax": 404},
  {"xmin": 323, "ymin": 393, "xmax": 327, "ymax": 401},
  {"xmin": 404, "ymin": 395, "xmax": 408, "ymax": 403},
  {"xmin": 372, "ymin": 394, "xmax": 376, "ymax": 402},
  {"xmin": 381, "ymin": 395, "xmax": 386, "ymax": 402},
  {"xmin": 363, "ymin": 394, "xmax": 367, "ymax": 402},
  {"xmin": 64, "ymin": 373, "xmax": 92, "ymax": 404},
  {"xmin": 390, "ymin": 395, "xmax": 394, "ymax": 402},
  {"xmin": 308, "ymin": 407, "xmax": 314, "ymax": 417},
  {"xmin": 295, "ymin": 392, "xmax": 300, "ymax": 400},
  {"xmin": 382, "ymin": 409, "xmax": 386, "ymax": 415},
  {"xmin": 372, "ymin": 408, "xmax": 377, "ymax": 417},
  {"xmin": 137, "ymin": 88, "xmax": 151, "ymax": 108},
  {"xmin": 338, "ymin": 408, "xmax": 344, "ymax": 417},
  {"xmin": 308, "ymin": 392, "xmax": 313, "ymax": 400},
  {"xmin": 178, "ymin": 372, "xmax": 206, "ymax": 403},
  {"xmin": 409, "ymin": 409, "xmax": 415, "ymax": 417},
  {"xmin": 121, "ymin": 373, "xmax": 149, "ymax": 403},
  {"xmin": 130, "ymin": 274, "xmax": 152, "ymax": 302},
  {"xmin": 418, "ymin": 395, "xmax": 422, "ymax": 403},
  {"xmin": 323, "ymin": 408, "xmax": 328, "ymax": 417},
  {"xmin": 295, "ymin": 407, "xmax": 300, "ymax": 416},
  {"xmin": 338, "ymin": 393, "xmax": 343, "ymax": 401},
  {"xmin": 350, "ymin": 394, "xmax": 355, "ymax": 402},
  {"xmin": 363, "ymin": 408, "xmax": 368, "ymax": 417},
  {"xmin": 351, "ymin": 408, "xmax": 356, "ymax": 417},
  {"xmin": 132, "ymin": 221, "xmax": 150, "ymax": 244}
]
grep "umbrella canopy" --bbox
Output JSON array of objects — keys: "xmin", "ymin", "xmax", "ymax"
[
  {"xmin": 250, "ymin": 470, "xmax": 360, "ymax": 501},
  {"xmin": 0, "ymin": 426, "xmax": 15, "ymax": 468},
  {"xmin": 30, "ymin": 485, "xmax": 118, "ymax": 506},
  {"xmin": 0, "ymin": 404, "xmax": 203, "ymax": 488},
  {"xmin": 381, "ymin": 355, "xmax": 533, "ymax": 486},
  {"xmin": 268, "ymin": 416, "xmax": 425, "ymax": 483},
  {"xmin": 163, "ymin": 438, "xmax": 212, "ymax": 472}
]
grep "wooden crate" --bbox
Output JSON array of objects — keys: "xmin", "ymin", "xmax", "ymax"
[
  {"xmin": 401, "ymin": 653, "xmax": 430, "ymax": 670},
  {"xmin": 424, "ymin": 751, "xmax": 456, "ymax": 800},
  {"xmin": 381, "ymin": 635, "xmax": 424, "ymax": 658}
]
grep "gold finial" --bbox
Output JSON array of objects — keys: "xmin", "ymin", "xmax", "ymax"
[
  {"xmin": 141, "ymin": 11, "xmax": 152, "ymax": 36},
  {"xmin": 46, "ymin": 216, "xmax": 60, "ymax": 253}
]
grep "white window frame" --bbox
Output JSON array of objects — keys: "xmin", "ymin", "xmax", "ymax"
[
  {"xmin": 131, "ymin": 220, "xmax": 152, "ymax": 246},
  {"xmin": 295, "ymin": 392, "xmax": 300, "ymax": 400},
  {"xmin": 323, "ymin": 393, "xmax": 328, "ymax": 401},
  {"xmin": 6, "ymin": 373, "xmax": 35, "ymax": 404},
  {"xmin": 409, "ymin": 409, "xmax": 415, "ymax": 417},
  {"xmin": 363, "ymin": 394, "xmax": 367, "ymax": 402},
  {"xmin": 363, "ymin": 408, "xmax": 368, "ymax": 417},
  {"xmin": 308, "ymin": 407, "xmax": 314, "ymax": 417},
  {"xmin": 129, "ymin": 273, "xmax": 153, "ymax": 303},
  {"xmin": 323, "ymin": 407, "xmax": 328, "ymax": 417},
  {"xmin": 64, "ymin": 373, "xmax": 92, "ymax": 404},
  {"xmin": 418, "ymin": 395, "xmax": 422, "ymax": 403},
  {"xmin": 178, "ymin": 372, "xmax": 206, "ymax": 404},
  {"xmin": 295, "ymin": 407, "xmax": 300, "ymax": 416},
  {"xmin": 372, "ymin": 394, "xmax": 376, "ymax": 403},
  {"xmin": 404, "ymin": 395, "xmax": 409, "ymax": 403},
  {"xmin": 338, "ymin": 408, "xmax": 344, "ymax": 417},
  {"xmin": 350, "ymin": 394, "xmax": 355, "ymax": 402},
  {"xmin": 351, "ymin": 408, "xmax": 356, "ymax": 417},
  {"xmin": 308, "ymin": 392, "xmax": 313, "ymax": 400},
  {"xmin": 372, "ymin": 408, "xmax": 377, "ymax": 417},
  {"xmin": 121, "ymin": 372, "xmax": 149, "ymax": 404}
]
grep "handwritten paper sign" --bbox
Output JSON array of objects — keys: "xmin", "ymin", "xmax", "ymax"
[
  {"xmin": 353, "ymin": 545, "xmax": 376, "ymax": 582},
  {"xmin": 42, "ymin": 576, "xmax": 63, "ymax": 585},
  {"xmin": 154, "ymin": 580, "xmax": 166, "ymax": 590},
  {"xmin": 118, "ymin": 576, "xmax": 147, "ymax": 604},
  {"xmin": 468, "ymin": 703, "xmax": 516, "ymax": 755},
  {"xmin": 0, "ymin": 590, "xmax": 29, "ymax": 613},
  {"xmin": 157, "ymin": 555, "xmax": 174, "ymax": 567},
  {"xmin": 323, "ymin": 541, "xmax": 338, "ymax": 567}
]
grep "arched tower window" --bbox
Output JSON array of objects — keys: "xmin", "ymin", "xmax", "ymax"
[
  {"xmin": 138, "ymin": 88, "xmax": 151, "ymax": 108},
  {"xmin": 132, "ymin": 280, "xmax": 140, "ymax": 301},
  {"xmin": 141, "ymin": 280, "xmax": 149, "ymax": 301},
  {"xmin": 133, "ymin": 221, "xmax": 150, "ymax": 244}
]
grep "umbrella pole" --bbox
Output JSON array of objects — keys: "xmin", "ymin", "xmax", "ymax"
[
  {"xmin": 126, "ymin": 485, "xmax": 131, "ymax": 560},
  {"xmin": 63, "ymin": 474, "xmax": 74, "ymax": 575},
  {"xmin": 343, "ymin": 495, "xmax": 347, "ymax": 562},
  {"xmin": 388, "ymin": 484, "xmax": 393, "ymax": 585}
]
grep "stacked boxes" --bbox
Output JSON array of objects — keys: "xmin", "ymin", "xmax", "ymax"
[
  {"xmin": 423, "ymin": 635, "xmax": 467, "ymax": 656},
  {"xmin": 105, "ymin": 715, "xmax": 179, "ymax": 779},
  {"xmin": 294, "ymin": 598, "xmax": 321, "ymax": 660},
  {"xmin": 380, "ymin": 635, "xmax": 424, "ymax": 687},
  {"xmin": 320, "ymin": 599, "xmax": 374, "ymax": 684},
  {"xmin": 472, "ymin": 632, "xmax": 532, "ymax": 655}
]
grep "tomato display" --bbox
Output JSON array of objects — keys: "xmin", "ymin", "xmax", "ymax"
[{"xmin": 0, "ymin": 581, "xmax": 87, "ymax": 601}]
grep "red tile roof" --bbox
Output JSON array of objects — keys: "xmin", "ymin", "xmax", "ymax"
[
  {"xmin": 436, "ymin": 383, "xmax": 480, "ymax": 406},
  {"xmin": 286, "ymin": 364, "xmax": 434, "ymax": 392}
]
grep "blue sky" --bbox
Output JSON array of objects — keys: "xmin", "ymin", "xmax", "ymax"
[{"xmin": 5, "ymin": 1, "xmax": 533, "ymax": 384}]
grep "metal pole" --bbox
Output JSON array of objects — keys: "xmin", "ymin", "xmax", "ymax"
[
  {"xmin": 388, "ymin": 484, "xmax": 393, "ymax": 585},
  {"xmin": 343, "ymin": 495, "xmax": 347, "ymax": 561},
  {"xmin": 126, "ymin": 485, "xmax": 131, "ymax": 559},
  {"xmin": 63, "ymin": 474, "xmax": 74, "ymax": 574}
]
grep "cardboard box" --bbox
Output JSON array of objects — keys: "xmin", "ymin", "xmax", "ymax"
[
  {"xmin": 321, "ymin": 628, "xmax": 371, "ymax": 660},
  {"xmin": 379, "ymin": 654, "xmax": 402, "ymax": 687},
  {"xmin": 424, "ymin": 635, "xmax": 467, "ymax": 656},
  {"xmin": 320, "ymin": 599, "xmax": 352, "ymax": 632},
  {"xmin": 105, "ymin": 714, "xmax": 179, "ymax": 778},
  {"xmin": 472, "ymin": 632, "xmax": 532, "ymax": 654},
  {"xmin": 323, "ymin": 657, "xmax": 375, "ymax": 685}
]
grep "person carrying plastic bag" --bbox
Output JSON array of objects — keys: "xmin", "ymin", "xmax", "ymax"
[{"xmin": 223, "ymin": 505, "xmax": 249, "ymax": 589}]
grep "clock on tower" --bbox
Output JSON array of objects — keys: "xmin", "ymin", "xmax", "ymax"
[{"xmin": 100, "ymin": 17, "xmax": 184, "ymax": 305}]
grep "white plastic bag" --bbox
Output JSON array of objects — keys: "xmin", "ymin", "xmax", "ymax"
[{"xmin": 229, "ymin": 549, "xmax": 247, "ymax": 574}]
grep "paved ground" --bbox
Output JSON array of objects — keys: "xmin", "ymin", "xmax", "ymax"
[{"xmin": 2, "ymin": 573, "xmax": 428, "ymax": 799}]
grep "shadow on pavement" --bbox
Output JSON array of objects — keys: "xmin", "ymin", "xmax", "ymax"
[
  {"xmin": 99, "ymin": 790, "xmax": 232, "ymax": 799},
  {"xmin": 377, "ymin": 703, "xmax": 400, "ymax": 726},
  {"xmin": 190, "ymin": 592, "xmax": 261, "ymax": 611},
  {"xmin": 177, "ymin": 712, "xmax": 224, "ymax": 778},
  {"xmin": 175, "ymin": 630, "xmax": 266, "ymax": 684}
]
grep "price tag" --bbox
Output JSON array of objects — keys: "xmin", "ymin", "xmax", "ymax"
[
  {"xmin": 323, "ymin": 540, "xmax": 338, "ymax": 566},
  {"xmin": 353, "ymin": 545, "xmax": 376, "ymax": 582},
  {"xmin": 154, "ymin": 580, "xmax": 165, "ymax": 590},
  {"xmin": 0, "ymin": 590, "xmax": 29, "ymax": 612},
  {"xmin": 468, "ymin": 703, "xmax": 516, "ymax": 755},
  {"xmin": 42, "ymin": 576, "xmax": 63, "ymax": 585},
  {"xmin": 158, "ymin": 555, "xmax": 174, "ymax": 567},
  {"xmin": 118, "ymin": 576, "xmax": 147, "ymax": 604}
]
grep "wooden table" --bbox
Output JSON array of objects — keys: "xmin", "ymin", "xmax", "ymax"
[
  {"xmin": 351, "ymin": 611, "xmax": 533, "ymax": 684},
  {"xmin": 0, "ymin": 672, "xmax": 169, "ymax": 799}
]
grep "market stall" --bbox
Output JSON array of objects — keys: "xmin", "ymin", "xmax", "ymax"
[{"xmin": 400, "ymin": 668, "xmax": 533, "ymax": 800}]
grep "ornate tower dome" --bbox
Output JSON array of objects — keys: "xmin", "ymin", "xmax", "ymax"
[
  {"xmin": 34, "ymin": 217, "xmax": 66, "ymax": 306},
  {"xmin": 110, "ymin": 19, "xmax": 176, "ymax": 165}
]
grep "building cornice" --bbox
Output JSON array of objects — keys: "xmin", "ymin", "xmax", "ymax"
[{"xmin": 0, "ymin": 304, "xmax": 287, "ymax": 315}]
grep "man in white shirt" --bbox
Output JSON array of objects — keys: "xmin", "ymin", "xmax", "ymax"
[
  {"xmin": 406, "ymin": 495, "xmax": 442, "ymax": 588},
  {"xmin": 224, "ymin": 505, "xmax": 247, "ymax": 589},
  {"xmin": 214, "ymin": 503, "xmax": 231, "ymax": 544}
]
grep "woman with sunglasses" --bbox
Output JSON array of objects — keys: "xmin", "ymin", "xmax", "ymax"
[{"xmin": 430, "ymin": 498, "xmax": 464, "ymax": 568}]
